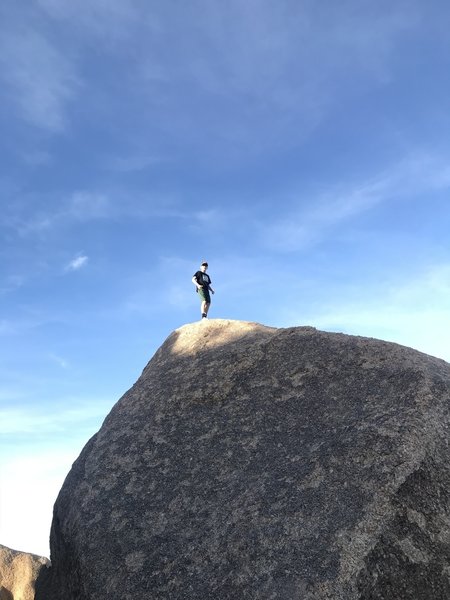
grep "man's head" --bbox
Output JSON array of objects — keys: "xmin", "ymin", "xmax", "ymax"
[{"xmin": 200, "ymin": 262, "xmax": 208, "ymax": 271}]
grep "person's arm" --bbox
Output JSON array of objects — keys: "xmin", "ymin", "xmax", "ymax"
[
  {"xmin": 208, "ymin": 281, "xmax": 215, "ymax": 294},
  {"xmin": 192, "ymin": 275, "xmax": 202, "ymax": 289}
]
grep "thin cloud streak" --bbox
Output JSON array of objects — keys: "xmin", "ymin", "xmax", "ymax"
[
  {"xmin": 105, "ymin": 154, "xmax": 163, "ymax": 173},
  {"xmin": 264, "ymin": 182, "xmax": 385, "ymax": 252},
  {"xmin": 0, "ymin": 400, "xmax": 113, "ymax": 435},
  {"xmin": 0, "ymin": 27, "xmax": 80, "ymax": 131},
  {"xmin": 6, "ymin": 190, "xmax": 240, "ymax": 239},
  {"xmin": 11, "ymin": 193, "xmax": 112, "ymax": 236},
  {"xmin": 68, "ymin": 193, "xmax": 112, "ymax": 220},
  {"xmin": 65, "ymin": 255, "xmax": 89, "ymax": 272},
  {"xmin": 7, "ymin": 191, "xmax": 189, "ymax": 237},
  {"xmin": 262, "ymin": 152, "xmax": 450, "ymax": 252},
  {"xmin": 47, "ymin": 0, "xmax": 416, "ymax": 155},
  {"xmin": 36, "ymin": 0, "xmax": 142, "ymax": 43},
  {"xmin": 1, "ymin": 1, "xmax": 421, "ymax": 154},
  {"xmin": 49, "ymin": 354, "xmax": 69, "ymax": 369},
  {"xmin": 0, "ymin": 316, "xmax": 51, "ymax": 337},
  {"xmin": 0, "ymin": 275, "xmax": 25, "ymax": 296}
]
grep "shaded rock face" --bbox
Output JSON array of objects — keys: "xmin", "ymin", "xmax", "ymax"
[
  {"xmin": 37, "ymin": 320, "xmax": 450, "ymax": 600},
  {"xmin": 0, "ymin": 544, "xmax": 49, "ymax": 600}
]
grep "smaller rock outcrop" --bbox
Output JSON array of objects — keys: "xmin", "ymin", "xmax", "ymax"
[{"xmin": 0, "ymin": 544, "xmax": 49, "ymax": 600}]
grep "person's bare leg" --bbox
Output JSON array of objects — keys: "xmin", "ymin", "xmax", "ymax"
[
  {"xmin": 204, "ymin": 302, "xmax": 210, "ymax": 316},
  {"xmin": 201, "ymin": 300, "xmax": 209, "ymax": 317}
]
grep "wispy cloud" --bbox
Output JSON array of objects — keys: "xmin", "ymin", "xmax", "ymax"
[
  {"xmin": 0, "ymin": 275, "xmax": 25, "ymax": 296},
  {"xmin": 36, "ymin": 0, "xmax": 140, "ymax": 44},
  {"xmin": 8, "ymin": 192, "xmax": 113, "ymax": 237},
  {"xmin": 262, "ymin": 179, "xmax": 386, "ymax": 252},
  {"xmin": 0, "ymin": 26, "xmax": 80, "ymax": 131},
  {"xmin": 261, "ymin": 151, "xmax": 450, "ymax": 252},
  {"xmin": 133, "ymin": 1, "xmax": 420, "ymax": 154},
  {"xmin": 48, "ymin": 353, "xmax": 69, "ymax": 369},
  {"xmin": 0, "ymin": 314, "xmax": 62, "ymax": 337},
  {"xmin": 65, "ymin": 254, "xmax": 89, "ymax": 272},
  {"xmin": 7, "ymin": 190, "xmax": 187, "ymax": 238},
  {"xmin": 1, "ymin": 1, "xmax": 421, "ymax": 153},
  {"xmin": 106, "ymin": 154, "xmax": 163, "ymax": 173},
  {"xmin": 68, "ymin": 192, "xmax": 112, "ymax": 220},
  {"xmin": 189, "ymin": 207, "xmax": 247, "ymax": 233},
  {"xmin": 0, "ymin": 399, "xmax": 112, "ymax": 435},
  {"xmin": 21, "ymin": 151, "xmax": 53, "ymax": 167},
  {"xmin": 0, "ymin": 320, "xmax": 16, "ymax": 335}
]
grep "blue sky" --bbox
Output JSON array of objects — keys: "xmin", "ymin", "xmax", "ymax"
[{"xmin": 1, "ymin": 0, "xmax": 450, "ymax": 557}]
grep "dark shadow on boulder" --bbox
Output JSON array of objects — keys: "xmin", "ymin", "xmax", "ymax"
[
  {"xmin": 0, "ymin": 587, "xmax": 13, "ymax": 600},
  {"xmin": 35, "ymin": 561, "xmax": 53, "ymax": 600}
]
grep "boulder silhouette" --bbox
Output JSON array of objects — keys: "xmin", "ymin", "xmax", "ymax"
[
  {"xmin": 0, "ymin": 544, "xmax": 49, "ymax": 600},
  {"xmin": 37, "ymin": 320, "xmax": 450, "ymax": 599}
]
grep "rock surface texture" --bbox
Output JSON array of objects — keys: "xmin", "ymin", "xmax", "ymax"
[
  {"xmin": 37, "ymin": 320, "xmax": 450, "ymax": 600},
  {"xmin": 0, "ymin": 544, "xmax": 49, "ymax": 600}
]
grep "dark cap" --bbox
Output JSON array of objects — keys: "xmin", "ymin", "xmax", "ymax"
[{"xmin": 201, "ymin": 261, "xmax": 208, "ymax": 267}]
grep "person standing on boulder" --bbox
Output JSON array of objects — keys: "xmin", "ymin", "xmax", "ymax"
[{"xmin": 192, "ymin": 261, "xmax": 215, "ymax": 319}]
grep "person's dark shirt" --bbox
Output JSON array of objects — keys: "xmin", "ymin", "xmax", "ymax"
[{"xmin": 193, "ymin": 271, "xmax": 211, "ymax": 287}]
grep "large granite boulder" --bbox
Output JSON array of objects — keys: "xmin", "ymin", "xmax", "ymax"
[
  {"xmin": 0, "ymin": 544, "xmax": 49, "ymax": 600},
  {"xmin": 37, "ymin": 320, "xmax": 450, "ymax": 599}
]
